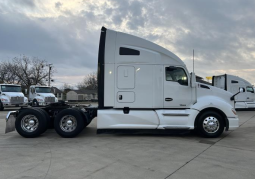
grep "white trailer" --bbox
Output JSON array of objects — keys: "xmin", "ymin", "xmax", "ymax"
[
  {"xmin": 0, "ymin": 84, "xmax": 28, "ymax": 111},
  {"xmin": 28, "ymin": 85, "xmax": 58, "ymax": 106},
  {"xmin": 5, "ymin": 27, "xmax": 243, "ymax": 138},
  {"xmin": 212, "ymin": 74, "xmax": 255, "ymax": 109}
]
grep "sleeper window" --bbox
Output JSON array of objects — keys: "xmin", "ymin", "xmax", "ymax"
[{"xmin": 165, "ymin": 67, "xmax": 188, "ymax": 86}]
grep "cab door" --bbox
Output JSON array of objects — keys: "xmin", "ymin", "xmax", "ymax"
[
  {"xmin": 29, "ymin": 87, "xmax": 35, "ymax": 100},
  {"xmin": 163, "ymin": 66, "xmax": 192, "ymax": 108},
  {"xmin": 246, "ymin": 86, "xmax": 255, "ymax": 102}
]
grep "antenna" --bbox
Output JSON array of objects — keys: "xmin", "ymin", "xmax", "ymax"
[{"xmin": 193, "ymin": 49, "xmax": 194, "ymax": 73}]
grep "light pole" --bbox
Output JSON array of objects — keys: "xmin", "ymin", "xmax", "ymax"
[{"xmin": 47, "ymin": 64, "xmax": 53, "ymax": 87}]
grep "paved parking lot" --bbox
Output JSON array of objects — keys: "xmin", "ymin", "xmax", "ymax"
[{"xmin": 1, "ymin": 108, "xmax": 255, "ymax": 179}]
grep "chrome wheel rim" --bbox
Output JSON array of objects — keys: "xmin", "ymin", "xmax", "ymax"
[
  {"xmin": 60, "ymin": 115, "xmax": 77, "ymax": 132},
  {"xmin": 203, "ymin": 116, "xmax": 219, "ymax": 133},
  {"xmin": 21, "ymin": 115, "xmax": 39, "ymax": 132}
]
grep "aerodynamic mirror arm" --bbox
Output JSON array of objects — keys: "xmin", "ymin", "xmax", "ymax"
[
  {"xmin": 230, "ymin": 87, "xmax": 245, "ymax": 101},
  {"xmin": 230, "ymin": 92, "xmax": 240, "ymax": 101}
]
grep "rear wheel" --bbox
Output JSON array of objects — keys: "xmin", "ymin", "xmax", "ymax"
[
  {"xmin": 33, "ymin": 108, "xmax": 53, "ymax": 129},
  {"xmin": 54, "ymin": 108, "xmax": 85, "ymax": 138},
  {"xmin": 196, "ymin": 111, "xmax": 224, "ymax": 138},
  {"xmin": 15, "ymin": 108, "xmax": 48, "ymax": 138}
]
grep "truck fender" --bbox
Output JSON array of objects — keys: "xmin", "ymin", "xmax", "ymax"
[
  {"xmin": 193, "ymin": 107, "xmax": 229, "ymax": 131},
  {"xmin": 192, "ymin": 96, "xmax": 234, "ymax": 131}
]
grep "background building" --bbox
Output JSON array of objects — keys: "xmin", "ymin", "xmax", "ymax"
[
  {"xmin": 51, "ymin": 87, "xmax": 64, "ymax": 101},
  {"xmin": 66, "ymin": 89, "xmax": 97, "ymax": 101}
]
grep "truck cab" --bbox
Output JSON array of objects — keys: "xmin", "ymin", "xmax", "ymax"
[
  {"xmin": 212, "ymin": 74, "xmax": 255, "ymax": 109},
  {"xmin": 0, "ymin": 84, "xmax": 28, "ymax": 111},
  {"xmin": 29, "ymin": 85, "xmax": 58, "ymax": 106},
  {"xmin": 97, "ymin": 27, "xmax": 239, "ymax": 137}
]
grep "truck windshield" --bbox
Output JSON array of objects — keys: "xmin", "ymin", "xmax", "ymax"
[
  {"xmin": 246, "ymin": 86, "xmax": 254, "ymax": 93},
  {"xmin": 1, "ymin": 85, "xmax": 21, "ymax": 92},
  {"xmin": 35, "ymin": 87, "xmax": 51, "ymax": 93}
]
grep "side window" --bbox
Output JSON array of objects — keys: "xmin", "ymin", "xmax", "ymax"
[
  {"xmin": 165, "ymin": 67, "xmax": 188, "ymax": 86},
  {"xmin": 246, "ymin": 86, "xmax": 254, "ymax": 93}
]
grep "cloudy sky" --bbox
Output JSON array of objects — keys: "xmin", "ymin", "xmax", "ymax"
[{"xmin": 0, "ymin": 0, "xmax": 255, "ymax": 87}]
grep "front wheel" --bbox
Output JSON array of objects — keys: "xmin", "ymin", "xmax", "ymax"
[
  {"xmin": 0, "ymin": 102, "xmax": 4, "ymax": 111},
  {"xmin": 196, "ymin": 111, "xmax": 224, "ymax": 138},
  {"xmin": 32, "ymin": 99, "xmax": 39, "ymax": 107},
  {"xmin": 54, "ymin": 108, "xmax": 85, "ymax": 138}
]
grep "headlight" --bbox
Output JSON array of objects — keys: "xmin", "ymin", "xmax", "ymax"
[
  {"xmin": 1, "ymin": 98, "xmax": 8, "ymax": 102},
  {"xmin": 55, "ymin": 98, "xmax": 58, "ymax": 102},
  {"xmin": 37, "ymin": 98, "xmax": 44, "ymax": 102},
  {"xmin": 232, "ymin": 108, "xmax": 237, "ymax": 115}
]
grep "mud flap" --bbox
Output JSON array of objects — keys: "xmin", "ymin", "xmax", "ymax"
[{"xmin": 5, "ymin": 111, "xmax": 17, "ymax": 134}]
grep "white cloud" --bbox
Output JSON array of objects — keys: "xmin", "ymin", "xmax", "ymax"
[{"xmin": 0, "ymin": 0, "xmax": 255, "ymax": 87}]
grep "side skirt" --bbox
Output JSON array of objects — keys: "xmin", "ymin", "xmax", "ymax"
[{"xmin": 97, "ymin": 129, "xmax": 191, "ymax": 135}]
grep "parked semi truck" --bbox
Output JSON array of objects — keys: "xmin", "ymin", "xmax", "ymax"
[
  {"xmin": 212, "ymin": 74, "xmax": 255, "ymax": 109},
  {"xmin": 5, "ymin": 27, "xmax": 243, "ymax": 138},
  {"xmin": 29, "ymin": 85, "xmax": 58, "ymax": 106},
  {"xmin": 0, "ymin": 84, "xmax": 28, "ymax": 111}
]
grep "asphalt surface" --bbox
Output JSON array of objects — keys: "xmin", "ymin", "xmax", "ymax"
[{"xmin": 1, "ymin": 108, "xmax": 255, "ymax": 179}]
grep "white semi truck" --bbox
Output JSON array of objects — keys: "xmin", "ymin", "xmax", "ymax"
[
  {"xmin": 212, "ymin": 74, "xmax": 255, "ymax": 109},
  {"xmin": 6, "ymin": 27, "xmax": 243, "ymax": 138},
  {"xmin": 0, "ymin": 84, "xmax": 28, "ymax": 111},
  {"xmin": 28, "ymin": 85, "xmax": 58, "ymax": 106}
]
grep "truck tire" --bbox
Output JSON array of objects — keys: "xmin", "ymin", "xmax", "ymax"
[
  {"xmin": 33, "ymin": 108, "xmax": 53, "ymax": 130},
  {"xmin": 54, "ymin": 108, "xmax": 85, "ymax": 138},
  {"xmin": 196, "ymin": 111, "xmax": 224, "ymax": 138},
  {"xmin": 71, "ymin": 108, "xmax": 90, "ymax": 128},
  {"xmin": 0, "ymin": 102, "xmax": 4, "ymax": 111},
  {"xmin": 15, "ymin": 108, "xmax": 48, "ymax": 138},
  {"xmin": 32, "ymin": 99, "xmax": 39, "ymax": 107}
]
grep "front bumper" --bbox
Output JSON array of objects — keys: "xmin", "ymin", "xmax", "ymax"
[
  {"xmin": 228, "ymin": 117, "xmax": 239, "ymax": 130},
  {"xmin": 2, "ymin": 102, "xmax": 28, "ymax": 107},
  {"xmin": 39, "ymin": 102, "xmax": 54, "ymax": 106}
]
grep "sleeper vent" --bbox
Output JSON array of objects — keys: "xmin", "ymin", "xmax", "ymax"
[
  {"xmin": 231, "ymin": 80, "xmax": 238, "ymax": 83},
  {"xmin": 119, "ymin": 47, "xmax": 140, "ymax": 55}
]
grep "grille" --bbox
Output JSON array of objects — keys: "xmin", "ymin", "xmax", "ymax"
[
  {"xmin": 45, "ymin": 97, "xmax": 55, "ymax": 103},
  {"xmin": 10, "ymin": 97, "xmax": 24, "ymax": 104}
]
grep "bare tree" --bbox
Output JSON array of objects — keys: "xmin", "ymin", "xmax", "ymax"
[
  {"xmin": 77, "ymin": 72, "xmax": 97, "ymax": 90},
  {"xmin": 60, "ymin": 83, "xmax": 74, "ymax": 91},
  {"xmin": 0, "ymin": 55, "xmax": 55, "ymax": 88},
  {"xmin": 0, "ymin": 61, "xmax": 19, "ymax": 84}
]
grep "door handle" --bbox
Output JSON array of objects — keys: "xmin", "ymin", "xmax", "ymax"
[
  {"xmin": 119, "ymin": 95, "xmax": 123, "ymax": 100},
  {"xmin": 165, "ymin": 98, "xmax": 173, "ymax": 101}
]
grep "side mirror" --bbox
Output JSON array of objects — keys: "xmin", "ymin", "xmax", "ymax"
[
  {"xmin": 190, "ymin": 72, "xmax": 196, "ymax": 88},
  {"xmin": 25, "ymin": 89, "xmax": 28, "ymax": 95},
  {"xmin": 239, "ymin": 87, "xmax": 245, "ymax": 93},
  {"xmin": 231, "ymin": 87, "xmax": 245, "ymax": 101}
]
